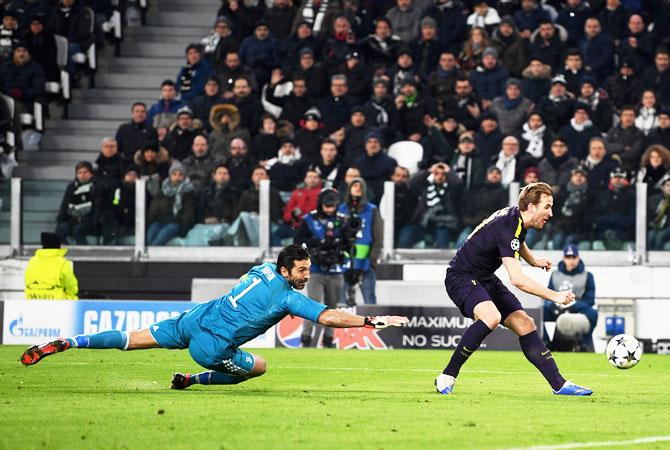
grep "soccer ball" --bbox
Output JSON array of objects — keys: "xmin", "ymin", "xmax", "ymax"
[{"xmin": 606, "ymin": 334, "xmax": 642, "ymax": 369}]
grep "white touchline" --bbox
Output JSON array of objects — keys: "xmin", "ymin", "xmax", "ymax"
[{"xmin": 501, "ymin": 435, "xmax": 670, "ymax": 450}]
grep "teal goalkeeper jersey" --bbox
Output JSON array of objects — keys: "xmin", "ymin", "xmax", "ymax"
[{"xmin": 181, "ymin": 263, "xmax": 326, "ymax": 348}]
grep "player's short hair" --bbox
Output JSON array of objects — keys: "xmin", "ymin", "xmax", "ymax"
[
  {"xmin": 277, "ymin": 244, "xmax": 311, "ymax": 272},
  {"xmin": 518, "ymin": 182, "xmax": 553, "ymax": 211}
]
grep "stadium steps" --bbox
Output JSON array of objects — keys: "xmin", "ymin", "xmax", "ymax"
[{"xmin": 14, "ymin": 0, "xmax": 220, "ymax": 182}]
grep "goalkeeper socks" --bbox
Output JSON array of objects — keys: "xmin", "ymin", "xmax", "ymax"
[
  {"xmin": 192, "ymin": 371, "xmax": 246, "ymax": 385},
  {"xmin": 519, "ymin": 330, "xmax": 566, "ymax": 391},
  {"xmin": 67, "ymin": 331, "xmax": 129, "ymax": 350},
  {"xmin": 443, "ymin": 320, "xmax": 493, "ymax": 378}
]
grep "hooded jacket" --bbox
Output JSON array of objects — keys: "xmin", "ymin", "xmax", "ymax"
[
  {"xmin": 209, "ymin": 103, "xmax": 251, "ymax": 159},
  {"xmin": 24, "ymin": 248, "xmax": 78, "ymax": 300},
  {"xmin": 340, "ymin": 177, "xmax": 383, "ymax": 270}
]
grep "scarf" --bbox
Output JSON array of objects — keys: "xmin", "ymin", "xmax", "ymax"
[
  {"xmin": 547, "ymin": 151, "xmax": 570, "ymax": 170},
  {"xmin": 503, "ymin": 94, "xmax": 523, "ymax": 110},
  {"xmin": 636, "ymin": 107, "xmax": 658, "ymax": 135},
  {"xmin": 653, "ymin": 194, "xmax": 670, "ymax": 229},
  {"xmin": 548, "ymin": 93, "xmax": 568, "ymax": 103},
  {"xmin": 496, "ymin": 150, "xmax": 516, "ymax": 187},
  {"xmin": 570, "ymin": 118, "xmax": 593, "ymax": 132},
  {"xmin": 453, "ymin": 154, "xmax": 473, "ymax": 188},
  {"xmin": 405, "ymin": 91, "xmax": 418, "ymax": 107},
  {"xmin": 583, "ymin": 156, "xmax": 602, "ymax": 170},
  {"xmin": 161, "ymin": 177, "xmax": 195, "ymax": 217},
  {"xmin": 521, "ymin": 123, "xmax": 546, "ymax": 159},
  {"xmin": 300, "ymin": 0, "xmax": 329, "ymax": 32},
  {"xmin": 561, "ymin": 181, "xmax": 588, "ymax": 218},
  {"xmin": 370, "ymin": 97, "xmax": 389, "ymax": 126},
  {"xmin": 578, "ymin": 91, "xmax": 601, "ymax": 110},
  {"xmin": 267, "ymin": 148, "xmax": 303, "ymax": 168}
]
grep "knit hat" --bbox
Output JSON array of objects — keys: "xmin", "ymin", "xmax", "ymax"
[
  {"xmin": 169, "ymin": 160, "xmax": 185, "ymax": 176},
  {"xmin": 579, "ymin": 75, "xmax": 596, "ymax": 87},
  {"xmin": 299, "ymin": 47, "xmax": 315, "ymax": 57},
  {"xmin": 31, "ymin": 13, "xmax": 48, "ymax": 26},
  {"xmin": 563, "ymin": 243, "xmax": 579, "ymax": 257},
  {"xmin": 523, "ymin": 166, "xmax": 540, "ymax": 179},
  {"xmin": 487, "ymin": 165, "xmax": 502, "ymax": 174},
  {"xmin": 185, "ymin": 43, "xmax": 202, "ymax": 54},
  {"xmin": 660, "ymin": 107, "xmax": 670, "ymax": 117},
  {"xmin": 421, "ymin": 16, "xmax": 437, "ymax": 29},
  {"xmin": 483, "ymin": 47, "xmax": 498, "ymax": 58},
  {"xmin": 303, "ymin": 107, "xmax": 321, "ymax": 121},
  {"xmin": 574, "ymin": 102, "xmax": 590, "ymax": 113},
  {"xmin": 571, "ymin": 166, "xmax": 587, "ymax": 177},
  {"xmin": 610, "ymin": 167, "xmax": 628, "ymax": 179},
  {"xmin": 124, "ymin": 165, "xmax": 141, "ymax": 177},
  {"xmin": 500, "ymin": 15, "xmax": 515, "ymax": 27},
  {"xmin": 481, "ymin": 111, "xmax": 498, "ymax": 121},
  {"xmin": 255, "ymin": 19, "xmax": 269, "ymax": 29},
  {"xmin": 551, "ymin": 74, "xmax": 567, "ymax": 86},
  {"xmin": 505, "ymin": 77, "xmax": 522, "ymax": 88},
  {"xmin": 177, "ymin": 106, "xmax": 194, "ymax": 118},
  {"xmin": 351, "ymin": 105, "xmax": 366, "ymax": 115},
  {"xmin": 345, "ymin": 51, "xmax": 361, "ymax": 60},
  {"xmin": 41, "ymin": 232, "xmax": 62, "ymax": 249},
  {"xmin": 214, "ymin": 16, "xmax": 231, "ymax": 27},
  {"xmin": 365, "ymin": 130, "xmax": 383, "ymax": 143}
]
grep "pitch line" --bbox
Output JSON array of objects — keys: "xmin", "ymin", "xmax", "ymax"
[{"xmin": 502, "ymin": 435, "xmax": 670, "ymax": 450}]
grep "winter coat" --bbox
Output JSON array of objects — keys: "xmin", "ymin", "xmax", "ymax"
[
  {"xmin": 238, "ymin": 185, "xmax": 283, "ymax": 222},
  {"xmin": 579, "ymin": 33, "xmax": 616, "ymax": 85},
  {"xmin": 581, "ymin": 156, "xmax": 618, "ymax": 193},
  {"xmin": 469, "ymin": 63, "xmax": 509, "ymax": 101},
  {"xmin": 182, "ymin": 151, "xmax": 219, "ymax": 189},
  {"xmin": 528, "ymin": 26, "xmax": 567, "ymax": 70},
  {"xmin": 513, "ymin": 6, "xmax": 550, "ymax": 33},
  {"xmin": 0, "ymin": 59, "xmax": 45, "ymax": 103},
  {"xmin": 560, "ymin": 66, "xmax": 593, "ymax": 97},
  {"xmin": 263, "ymin": 6, "xmax": 297, "ymax": 40},
  {"xmin": 264, "ymin": 87, "xmax": 312, "ymax": 127},
  {"xmin": 188, "ymin": 93, "xmax": 226, "ymax": 131},
  {"xmin": 270, "ymin": 158, "xmax": 309, "ymax": 192},
  {"xmin": 340, "ymin": 61, "xmax": 373, "ymax": 100},
  {"xmin": 24, "ymin": 248, "xmax": 78, "ymax": 300},
  {"xmin": 197, "ymin": 181, "xmax": 239, "ymax": 224},
  {"xmin": 537, "ymin": 153, "xmax": 579, "ymax": 191},
  {"xmin": 521, "ymin": 63, "xmax": 552, "ymax": 103},
  {"xmin": 556, "ymin": 2, "xmax": 590, "ymax": 45},
  {"xmin": 410, "ymin": 171, "xmax": 463, "ymax": 231},
  {"xmin": 598, "ymin": 5, "xmax": 628, "ymax": 41},
  {"xmin": 419, "ymin": 125, "xmax": 460, "ymax": 169},
  {"xmin": 294, "ymin": 128, "xmax": 324, "ymax": 165},
  {"xmin": 385, "ymin": 4, "xmax": 422, "ymax": 43},
  {"xmin": 423, "ymin": 2, "xmax": 467, "ymax": 55},
  {"xmin": 646, "ymin": 128, "xmax": 670, "ymax": 149},
  {"xmin": 239, "ymin": 35, "xmax": 280, "ymax": 71},
  {"xmin": 491, "ymin": 29, "xmax": 529, "ymax": 78},
  {"xmin": 594, "ymin": 185, "xmax": 636, "ymax": 241},
  {"xmin": 450, "ymin": 150, "xmax": 485, "ymax": 191},
  {"xmin": 536, "ymin": 96, "xmax": 575, "ymax": 133},
  {"xmin": 95, "ymin": 153, "xmax": 125, "ymax": 204},
  {"xmin": 9, "ymin": 0, "xmax": 51, "ymax": 32},
  {"xmin": 146, "ymin": 98, "xmax": 184, "ymax": 129},
  {"xmin": 342, "ymin": 124, "xmax": 373, "ymax": 166},
  {"xmin": 637, "ymin": 67, "xmax": 670, "ymax": 108},
  {"xmin": 226, "ymin": 154, "xmax": 257, "ymax": 192},
  {"xmin": 212, "ymin": 65, "xmax": 257, "ymax": 94},
  {"xmin": 22, "ymin": 29, "xmax": 59, "ymax": 82},
  {"xmin": 578, "ymin": 91, "xmax": 614, "ymax": 133},
  {"xmin": 488, "ymin": 96, "xmax": 533, "ymax": 136},
  {"xmin": 251, "ymin": 132, "xmax": 281, "ymax": 162},
  {"xmin": 552, "ymin": 184, "xmax": 595, "ymax": 235},
  {"xmin": 57, "ymin": 179, "xmax": 99, "ymax": 226},
  {"xmin": 605, "ymin": 125, "xmax": 645, "ymax": 172},
  {"xmin": 162, "ymin": 125, "xmax": 201, "ymax": 162},
  {"xmin": 410, "ymin": 37, "xmax": 445, "ymax": 78},
  {"xmin": 604, "ymin": 73, "xmax": 638, "ymax": 111},
  {"xmin": 353, "ymin": 151, "xmax": 398, "ymax": 205},
  {"xmin": 176, "ymin": 58, "xmax": 214, "ymax": 102},
  {"xmin": 559, "ymin": 122, "xmax": 600, "ymax": 160},
  {"xmin": 317, "ymin": 94, "xmax": 360, "ymax": 135},
  {"xmin": 617, "ymin": 30, "xmax": 655, "ymax": 75},
  {"xmin": 115, "ymin": 121, "xmax": 158, "ymax": 159},
  {"xmin": 460, "ymin": 181, "xmax": 508, "ymax": 227},
  {"xmin": 208, "ymin": 103, "xmax": 251, "ymax": 159},
  {"xmin": 147, "ymin": 186, "xmax": 196, "ymax": 236},
  {"xmin": 293, "ymin": 63, "xmax": 329, "ymax": 99},
  {"xmin": 133, "ymin": 147, "xmax": 170, "ymax": 198},
  {"xmin": 474, "ymin": 128, "xmax": 504, "ymax": 163},
  {"xmin": 233, "ymin": 95, "xmax": 264, "ymax": 134},
  {"xmin": 47, "ymin": 0, "xmax": 94, "ymax": 49},
  {"xmin": 283, "ymin": 183, "xmax": 322, "ymax": 227}
]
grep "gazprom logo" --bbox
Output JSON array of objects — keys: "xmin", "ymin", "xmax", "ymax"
[{"xmin": 9, "ymin": 315, "xmax": 61, "ymax": 338}]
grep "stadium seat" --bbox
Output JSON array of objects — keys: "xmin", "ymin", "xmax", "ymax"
[
  {"xmin": 53, "ymin": 35, "xmax": 73, "ymax": 108},
  {"xmin": 387, "ymin": 141, "xmax": 423, "ymax": 175}
]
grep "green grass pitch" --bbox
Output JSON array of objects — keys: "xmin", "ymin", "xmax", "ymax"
[{"xmin": 1, "ymin": 346, "xmax": 669, "ymax": 450}]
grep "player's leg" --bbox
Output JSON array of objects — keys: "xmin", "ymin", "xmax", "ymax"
[{"xmin": 172, "ymin": 347, "xmax": 266, "ymax": 389}]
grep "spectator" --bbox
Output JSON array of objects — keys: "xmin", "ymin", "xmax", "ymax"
[
  {"xmin": 291, "ymin": 0, "xmax": 340, "ymax": 39},
  {"xmin": 22, "ymin": 14, "xmax": 58, "ymax": 82},
  {"xmin": 423, "ymin": 0, "xmax": 467, "ymax": 55},
  {"xmin": 317, "ymin": 74, "xmax": 360, "ymax": 135},
  {"xmin": 420, "ymin": 112, "xmax": 461, "ymax": 170},
  {"xmin": 294, "ymin": 107, "xmax": 325, "ymax": 164},
  {"xmin": 456, "ymin": 165, "xmax": 507, "ymax": 246},
  {"xmin": 544, "ymin": 244, "xmax": 597, "ymax": 352},
  {"xmin": 208, "ymin": 103, "xmax": 250, "ymax": 159},
  {"xmin": 521, "ymin": 57, "xmax": 551, "ymax": 104},
  {"xmin": 1, "ymin": 10, "xmax": 20, "ymax": 63},
  {"xmin": 196, "ymin": 163, "xmax": 239, "ymax": 227},
  {"xmin": 606, "ymin": 106, "xmax": 645, "ymax": 171},
  {"xmin": 46, "ymin": 0, "xmax": 94, "ymax": 75},
  {"xmin": 452, "ymin": 76, "xmax": 483, "ymax": 131},
  {"xmin": 426, "ymin": 51, "xmax": 462, "ymax": 100},
  {"xmin": 648, "ymin": 175, "xmax": 670, "ymax": 250},
  {"xmin": 604, "ymin": 59, "xmax": 638, "ymax": 112},
  {"xmin": 239, "ymin": 20, "xmax": 279, "ymax": 87},
  {"xmin": 188, "ymin": 77, "xmax": 225, "ymax": 131},
  {"xmin": 466, "ymin": 0, "xmax": 501, "ymax": 34},
  {"xmin": 182, "ymin": 134, "xmax": 218, "ymax": 190},
  {"xmin": 398, "ymin": 162, "xmax": 462, "ymax": 248},
  {"xmin": 212, "ymin": 51, "xmax": 257, "ymax": 97},
  {"xmin": 617, "ymin": 14, "xmax": 655, "ymax": 74},
  {"xmin": 280, "ymin": 20, "xmax": 322, "ymax": 71},
  {"xmin": 357, "ymin": 18, "xmax": 402, "ymax": 72},
  {"xmin": 411, "ymin": 17, "xmax": 443, "ymax": 78},
  {"xmin": 310, "ymin": 139, "xmax": 343, "ymax": 189},
  {"xmin": 274, "ymin": 169, "xmax": 322, "ymax": 244},
  {"xmin": 577, "ymin": 76, "xmax": 614, "ymax": 133},
  {"xmin": 637, "ymin": 48, "xmax": 670, "ymax": 108},
  {"xmin": 24, "ymin": 232, "xmax": 78, "ymax": 300},
  {"xmin": 559, "ymin": 49, "xmax": 592, "ymax": 96},
  {"xmin": 133, "ymin": 144, "xmax": 170, "ymax": 199},
  {"xmin": 581, "ymin": 137, "xmax": 617, "ymax": 193},
  {"xmin": 521, "ymin": 165, "xmax": 540, "ymax": 186},
  {"xmin": 146, "ymin": 161, "xmax": 196, "ymax": 246},
  {"xmin": 599, "ymin": 0, "xmax": 628, "ymax": 42},
  {"xmin": 115, "ymin": 102, "xmax": 159, "ymax": 160},
  {"xmin": 94, "ymin": 137, "xmax": 124, "ymax": 201},
  {"xmin": 100, "ymin": 166, "xmax": 137, "ymax": 245},
  {"xmin": 362, "ymin": 77, "xmax": 397, "ymax": 138},
  {"xmin": 55, "ymin": 161, "xmax": 99, "ymax": 245},
  {"xmin": 231, "ymin": 76, "xmax": 264, "ymax": 134},
  {"xmin": 251, "ymin": 113, "xmax": 281, "ymax": 163},
  {"xmin": 293, "ymin": 47, "xmax": 329, "ymax": 100},
  {"xmin": 393, "ymin": 77, "xmax": 434, "ymax": 141},
  {"xmin": 580, "ymin": 18, "xmax": 615, "ymax": 86},
  {"xmin": 162, "ymin": 107, "xmax": 202, "ymax": 161},
  {"xmin": 338, "ymin": 177, "xmax": 382, "ymax": 304},
  {"xmin": 11, "ymin": 1, "xmax": 51, "ymax": 34},
  {"xmin": 491, "ymin": 15, "xmax": 528, "ymax": 78},
  {"xmin": 513, "ymin": 0, "xmax": 550, "ymax": 35},
  {"xmin": 593, "ymin": 167, "xmax": 636, "ymax": 249},
  {"xmin": 263, "ymin": 0, "xmax": 296, "ymax": 40},
  {"xmin": 646, "ymin": 108, "xmax": 670, "ymax": 148},
  {"xmin": 474, "ymin": 111, "xmax": 504, "ymax": 163},
  {"xmin": 519, "ymin": 111, "xmax": 553, "ymax": 167},
  {"xmin": 387, "ymin": 49, "xmax": 418, "ymax": 97},
  {"xmin": 176, "ymin": 44, "xmax": 213, "ymax": 102},
  {"xmin": 490, "ymin": 135, "xmax": 530, "ymax": 187},
  {"xmin": 536, "ymin": 75, "xmax": 575, "ymax": 133},
  {"xmin": 528, "ymin": 20, "xmax": 567, "ymax": 70},
  {"xmin": 386, "ymin": 0, "xmax": 422, "ymax": 44},
  {"xmin": 267, "ymin": 138, "xmax": 309, "ymax": 198},
  {"xmin": 556, "ymin": 0, "xmax": 590, "ymax": 46},
  {"xmin": 636, "ymin": 145, "xmax": 670, "ymax": 196},
  {"xmin": 201, "ymin": 16, "xmax": 238, "ymax": 66},
  {"xmin": 459, "ymin": 27, "xmax": 492, "ymax": 72},
  {"xmin": 341, "ymin": 105, "xmax": 373, "ymax": 165},
  {"xmin": 146, "ymin": 80, "xmax": 184, "ymax": 129},
  {"xmin": 217, "ymin": 0, "xmax": 260, "ymax": 43},
  {"xmin": 264, "ymin": 71, "xmax": 311, "ymax": 128},
  {"xmin": 635, "ymin": 90, "xmax": 660, "ymax": 136},
  {"xmin": 551, "ymin": 167, "xmax": 595, "ymax": 250},
  {"xmin": 468, "ymin": 46, "xmax": 508, "ymax": 106},
  {"xmin": 559, "ymin": 102, "xmax": 600, "ymax": 160},
  {"xmin": 450, "ymin": 131, "xmax": 484, "ymax": 191},
  {"xmin": 225, "ymin": 137, "xmax": 257, "ymax": 191},
  {"xmin": 379, "ymin": 166, "xmax": 415, "ymax": 244},
  {"xmin": 538, "ymin": 135, "xmax": 579, "ymax": 193},
  {"xmin": 352, "ymin": 131, "xmax": 398, "ymax": 204},
  {"xmin": 489, "ymin": 77, "xmax": 533, "ymax": 135}
]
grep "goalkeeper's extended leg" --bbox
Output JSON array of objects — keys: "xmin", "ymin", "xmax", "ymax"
[{"xmin": 172, "ymin": 350, "xmax": 266, "ymax": 389}]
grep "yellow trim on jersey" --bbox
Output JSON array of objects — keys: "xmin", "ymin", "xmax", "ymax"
[{"xmin": 514, "ymin": 217, "xmax": 523, "ymax": 259}]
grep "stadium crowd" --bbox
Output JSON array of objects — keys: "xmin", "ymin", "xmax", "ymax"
[{"xmin": 4, "ymin": 0, "xmax": 670, "ymax": 249}]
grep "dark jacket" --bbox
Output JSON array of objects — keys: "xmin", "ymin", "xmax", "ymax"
[
  {"xmin": 197, "ymin": 181, "xmax": 239, "ymax": 224},
  {"xmin": 232, "ymin": 95, "xmax": 264, "ymax": 134},
  {"xmin": 559, "ymin": 122, "xmax": 600, "ymax": 160},
  {"xmin": 176, "ymin": 58, "xmax": 214, "ymax": 102},
  {"xmin": 537, "ymin": 153, "xmax": 579, "ymax": 192},
  {"xmin": 637, "ymin": 67, "xmax": 670, "ymax": 108},
  {"xmin": 239, "ymin": 35, "xmax": 280, "ymax": 72},
  {"xmin": 263, "ymin": 5, "xmax": 297, "ymax": 40},
  {"xmin": 182, "ymin": 151, "xmax": 219, "ymax": 189},
  {"xmin": 553, "ymin": 183, "xmax": 595, "ymax": 236},
  {"xmin": 513, "ymin": 6, "xmax": 550, "ymax": 33},
  {"xmin": 536, "ymin": 96, "xmax": 575, "ymax": 133},
  {"xmin": 423, "ymin": 1, "xmax": 468, "ymax": 55},
  {"xmin": 162, "ymin": 126, "xmax": 201, "ymax": 162},
  {"xmin": 605, "ymin": 125, "xmax": 645, "ymax": 172},
  {"xmin": 264, "ymin": 86, "xmax": 312, "ymax": 127},
  {"xmin": 294, "ymin": 128, "xmax": 324, "ymax": 165},
  {"xmin": 556, "ymin": 2, "xmax": 590, "ymax": 46},
  {"xmin": 529, "ymin": 29, "xmax": 566, "ymax": 70},
  {"xmin": 238, "ymin": 185, "xmax": 283, "ymax": 222},
  {"xmin": 317, "ymin": 94, "xmax": 360, "ymax": 135},
  {"xmin": 115, "ymin": 121, "xmax": 158, "ymax": 159},
  {"xmin": 0, "ymin": 59, "xmax": 45, "ymax": 103},
  {"xmin": 598, "ymin": 5, "xmax": 628, "ymax": 41},
  {"xmin": 57, "ymin": 178, "xmax": 99, "ymax": 226},
  {"xmin": 581, "ymin": 156, "xmax": 618, "ymax": 193},
  {"xmin": 147, "ymin": 185, "xmax": 197, "ymax": 235},
  {"xmin": 47, "ymin": 0, "xmax": 94, "ymax": 50},
  {"xmin": 491, "ymin": 29, "xmax": 529, "ymax": 78},
  {"xmin": 469, "ymin": 63, "xmax": 509, "ymax": 101},
  {"xmin": 460, "ymin": 181, "xmax": 508, "ymax": 227},
  {"xmin": 521, "ymin": 62, "xmax": 552, "ymax": 104},
  {"xmin": 579, "ymin": 33, "xmax": 616, "ymax": 85},
  {"xmin": 352, "ymin": 151, "xmax": 398, "ymax": 205},
  {"xmin": 293, "ymin": 62, "xmax": 329, "ymax": 99},
  {"xmin": 474, "ymin": 127, "xmax": 504, "ymax": 163},
  {"xmin": 270, "ymin": 157, "xmax": 309, "ymax": 192},
  {"xmin": 22, "ymin": 29, "xmax": 59, "ymax": 82},
  {"xmin": 188, "ymin": 93, "xmax": 226, "ymax": 132}
]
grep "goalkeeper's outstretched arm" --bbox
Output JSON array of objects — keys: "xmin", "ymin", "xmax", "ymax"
[{"xmin": 317, "ymin": 309, "xmax": 409, "ymax": 329}]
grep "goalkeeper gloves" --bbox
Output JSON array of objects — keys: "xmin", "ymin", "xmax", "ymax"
[{"xmin": 364, "ymin": 315, "xmax": 400, "ymax": 329}]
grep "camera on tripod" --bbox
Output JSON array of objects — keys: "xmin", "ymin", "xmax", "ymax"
[{"xmin": 310, "ymin": 214, "xmax": 362, "ymax": 269}]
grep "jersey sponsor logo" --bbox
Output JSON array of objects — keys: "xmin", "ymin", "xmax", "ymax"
[
  {"xmin": 510, "ymin": 238, "xmax": 520, "ymax": 252},
  {"xmin": 261, "ymin": 266, "xmax": 276, "ymax": 282}
]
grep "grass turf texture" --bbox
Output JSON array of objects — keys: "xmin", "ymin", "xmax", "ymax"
[{"xmin": 1, "ymin": 346, "xmax": 669, "ymax": 450}]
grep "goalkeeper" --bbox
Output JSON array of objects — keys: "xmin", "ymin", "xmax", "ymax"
[{"xmin": 20, "ymin": 244, "xmax": 408, "ymax": 389}]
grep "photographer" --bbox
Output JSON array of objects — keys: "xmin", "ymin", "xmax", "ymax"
[{"xmin": 294, "ymin": 189, "xmax": 355, "ymax": 348}]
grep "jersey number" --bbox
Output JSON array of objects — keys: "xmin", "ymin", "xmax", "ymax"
[
  {"xmin": 467, "ymin": 207, "xmax": 509, "ymax": 241},
  {"xmin": 229, "ymin": 277, "xmax": 261, "ymax": 308}
]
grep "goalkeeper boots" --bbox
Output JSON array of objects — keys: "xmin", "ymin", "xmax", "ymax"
[
  {"xmin": 552, "ymin": 381, "xmax": 593, "ymax": 396},
  {"xmin": 170, "ymin": 373, "xmax": 192, "ymax": 390},
  {"xmin": 21, "ymin": 339, "xmax": 71, "ymax": 366},
  {"xmin": 435, "ymin": 374, "xmax": 456, "ymax": 395}
]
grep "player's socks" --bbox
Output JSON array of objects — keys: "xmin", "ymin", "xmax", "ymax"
[
  {"xmin": 192, "ymin": 371, "xmax": 246, "ymax": 385},
  {"xmin": 518, "ymin": 330, "xmax": 566, "ymax": 391},
  {"xmin": 66, "ymin": 330, "xmax": 129, "ymax": 350},
  {"xmin": 443, "ymin": 320, "xmax": 493, "ymax": 378}
]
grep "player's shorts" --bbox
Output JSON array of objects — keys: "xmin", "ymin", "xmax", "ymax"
[
  {"xmin": 445, "ymin": 268, "xmax": 523, "ymax": 322},
  {"xmin": 149, "ymin": 313, "xmax": 255, "ymax": 375}
]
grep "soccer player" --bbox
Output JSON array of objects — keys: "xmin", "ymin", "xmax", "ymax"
[
  {"xmin": 21, "ymin": 245, "xmax": 408, "ymax": 389},
  {"xmin": 435, "ymin": 182, "xmax": 593, "ymax": 396}
]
